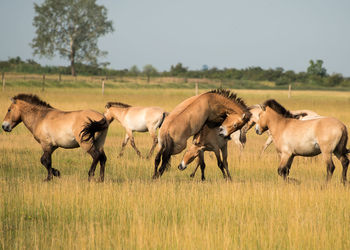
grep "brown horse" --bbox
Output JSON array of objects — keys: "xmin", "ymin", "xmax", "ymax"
[
  {"xmin": 104, "ymin": 102, "xmax": 167, "ymax": 158},
  {"xmin": 255, "ymin": 99, "xmax": 349, "ymax": 183},
  {"xmin": 2, "ymin": 94, "xmax": 109, "ymax": 182},
  {"xmin": 241, "ymin": 105, "xmax": 318, "ymax": 155},
  {"xmin": 153, "ymin": 89, "xmax": 251, "ymax": 178},
  {"xmin": 178, "ymin": 124, "xmax": 231, "ymax": 180}
]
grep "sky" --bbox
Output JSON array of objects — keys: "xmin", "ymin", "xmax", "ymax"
[{"xmin": 1, "ymin": 0, "xmax": 350, "ymax": 76}]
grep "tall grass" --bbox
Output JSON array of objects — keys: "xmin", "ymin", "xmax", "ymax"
[{"xmin": 0, "ymin": 85, "xmax": 349, "ymax": 249}]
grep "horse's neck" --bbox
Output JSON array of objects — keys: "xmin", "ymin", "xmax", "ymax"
[
  {"xmin": 266, "ymin": 110, "xmax": 285, "ymax": 139},
  {"xmin": 111, "ymin": 107, "xmax": 127, "ymax": 122},
  {"xmin": 209, "ymin": 95, "xmax": 242, "ymax": 115},
  {"xmin": 20, "ymin": 104, "xmax": 50, "ymax": 134}
]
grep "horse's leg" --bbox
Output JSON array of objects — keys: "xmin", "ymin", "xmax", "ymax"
[
  {"xmin": 98, "ymin": 149, "xmax": 107, "ymax": 182},
  {"xmin": 119, "ymin": 133, "xmax": 130, "ymax": 157},
  {"xmin": 340, "ymin": 155, "xmax": 349, "ymax": 184},
  {"xmin": 153, "ymin": 146, "xmax": 163, "ymax": 179},
  {"xmin": 320, "ymin": 151, "xmax": 336, "ymax": 182},
  {"xmin": 261, "ymin": 135, "xmax": 273, "ymax": 156},
  {"xmin": 198, "ymin": 151, "xmax": 206, "ymax": 181},
  {"xmin": 158, "ymin": 151, "xmax": 172, "ymax": 177},
  {"xmin": 40, "ymin": 147, "xmax": 58, "ymax": 181},
  {"xmin": 190, "ymin": 158, "xmax": 200, "ymax": 178},
  {"xmin": 214, "ymin": 149, "xmax": 226, "ymax": 179},
  {"xmin": 128, "ymin": 131, "xmax": 142, "ymax": 158},
  {"xmin": 146, "ymin": 130, "xmax": 158, "ymax": 159},
  {"xmin": 87, "ymin": 147, "xmax": 101, "ymax": 182},
  {"xmin": 221, "ymin": 144, "xmax": 232, "ymax": 180},
  {"xmin": 277, "ymin": 153, "xmax": 294, "ymax": 180}
]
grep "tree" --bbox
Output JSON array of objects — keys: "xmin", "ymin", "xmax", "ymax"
[
  {"xmin": 31, "ymin": 0, "xmax": 114, "ymax": 76},
  {"xmin": 143, "ymin": 64, "xmax": 158, "ymax": 83},
  {"xmin": 307, "ymin": 60, "xmax": 327, "ymax": 77},
  {"xmin": 129, "ymin": 65, "xmax": 140, "ymax": 76},
  {"xmin": 170, "ymin": 63, "xmax": 188, "ymax": 76}
]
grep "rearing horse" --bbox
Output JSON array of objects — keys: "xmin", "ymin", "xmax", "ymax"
[
  {"xmin": 153, "ymin": 89, "xmax": 251, "ymax": 178},
  {"xmin": 2, "ymin": 94, "xmax": 109, "ymax": 182}
]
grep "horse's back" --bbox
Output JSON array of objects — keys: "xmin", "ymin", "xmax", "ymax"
[
  {"xmin": 37, "ymin": 109, "xmax": 106, "ymax": 149},
  {"xmin": 124, "ymin": 106, "xmax": 165, "ymax": 131}
]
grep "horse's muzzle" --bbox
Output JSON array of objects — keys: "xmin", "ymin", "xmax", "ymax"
[
  {"xmin": 218, "ymin": 126, "xmax": 227, "ymax": 137},
  {"xmin": 255, "ymin": 124, "xmax": 262, "ymax": 135},
  {"xmin": 2, "ymin": 122, "xmax": 11, "ymax": 132},
  {"xmin": 178, "ymin": 161, "xmax": 187, "ymax": 171}
]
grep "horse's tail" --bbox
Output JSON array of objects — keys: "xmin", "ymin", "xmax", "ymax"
[
  {"xmin": 80, "ymin": 117, "xmax": 109, "ymax": 142},
  {"xmin": 158, "ymin": 112, "xmax": 169, "ymax": 128}
]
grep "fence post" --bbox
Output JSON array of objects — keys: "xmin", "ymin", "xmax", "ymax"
[
  {"xmin": 42, "ymin": 74, "xmax": 45, "ymax": 91},
  {"xmin": 2, "ymin": 72, "xmax": 5, "ymax": 91},
  {"xmin": 288, "ymin": 84, "xmax": 291, "ymax": 98},
  {"xmin": 101, "ymin": 78, "xmax": 105, "ymax": 95},
  {"xmin": 58, "ymin": 73, "xmax": 61, "ymax": 82},
  {"xmin": 195, "ymin": 82, "xmax": 198, "ymax": 95}
]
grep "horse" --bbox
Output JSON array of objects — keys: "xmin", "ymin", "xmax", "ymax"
[
  {"xmin": 241, "ymin": 105, "xmax": 320, "ymax": 155},
  {"xmin": 104, "ymin": 102, "xmax": 167, "ymax": 158},
  {"xmin": 255, "ymin": 99, "xmax": 349, "ymax": 183},
  {"xmin": 2, "ymin": 94, "xmax": 109, "ymax": 182},
  {"xmin": 177, "ymin": 124, "xmax": 232, "ymax": 180},
  {"xmin": 153, "ymin": 89, "xmax": 251, "ymax": 179}
]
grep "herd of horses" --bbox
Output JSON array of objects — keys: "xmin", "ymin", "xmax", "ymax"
[{"xmin": 2, "ymin": 89, "xmax": 349, "ymax": 184}]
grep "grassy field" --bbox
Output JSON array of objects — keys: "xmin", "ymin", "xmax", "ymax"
[{"xmin": 0, "ymin": 84, "xmax": 350, "ymax": 249}]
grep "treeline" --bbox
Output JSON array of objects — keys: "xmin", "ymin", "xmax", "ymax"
[{"xmin": 1, "ymin": 57, "xmax": 349, "ymax": 87}]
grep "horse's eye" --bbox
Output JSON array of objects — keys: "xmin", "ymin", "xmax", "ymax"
[{"xmin": 7, "ymin": 108, "xmax": 10, "ymax": 112}]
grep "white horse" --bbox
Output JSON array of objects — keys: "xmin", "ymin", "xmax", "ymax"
[{"xmin": 104, "ymin": 102, "xmax": 168, "ymax": 158}]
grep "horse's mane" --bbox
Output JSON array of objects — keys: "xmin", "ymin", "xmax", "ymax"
[
  {"xmin": 105, "ymin": 102, "xmax": 131, "ymax": 109},
  {"xmin": 208, "ymin": 89, "xmax": 249, "ymax": 111},
  {"xmin": 263, "ymin": 99, "xmax": 296, "ymax": 118},
  {"xmin": 12, "ymin": 94, "xmax": 53, "ymax": 108}
]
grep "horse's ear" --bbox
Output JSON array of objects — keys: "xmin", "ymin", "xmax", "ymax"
[
  {"xmin": 242, "ymin": 113, "xmax": 245, "ymax": 119},
  {"xmin": 10, "ymin": 98, "xmax": 16, "ymax": 104},
  {"xmin": 260, "ymin": 104, "xmax": 266, "ymax": 111}
]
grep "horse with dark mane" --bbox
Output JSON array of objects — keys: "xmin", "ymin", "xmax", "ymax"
[
  {"xmin": 2, "ymin": 94, "xmax": 109, "ymax": 182},
  {"xmin": 241, "ymin": 104, "xmax": 320, "ymax": 155},
  {"xmin": 255, "ymin": 99, "xmax": 349, "ymax": 183},
  {"xmin": 153, "ymin": 89, "xmax": 251, "ymax": 178},
  {"xmin": 104, "ymin": 102, "xmax": 167, "ymax": 158}
]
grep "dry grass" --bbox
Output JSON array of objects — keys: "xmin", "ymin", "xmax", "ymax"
[{"xmin": 0, "ymin": 86, "xmax": 350, "ymax": 249}]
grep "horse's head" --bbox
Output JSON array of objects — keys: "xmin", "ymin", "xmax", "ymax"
[
  {"xmin": 2, "ymin": 98, "xmax": 22, "ymax": 132},
  {"xmin": 218, "ymin": 112, "xmax": 250, "ymax": 137},
  {"xmin": 178, "ymin": 141, "xmax": 205, "ymax": 171},
  {"xmin": 103, "ymin": 105, "xmax": 114, "ymax": 123},
  {"xmin": 255, "ymin": 104, "xmax": 269, "ymax": 135}
]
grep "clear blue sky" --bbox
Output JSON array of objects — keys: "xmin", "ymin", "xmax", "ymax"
[{"xmin": 1, "ymin": 0, "xmax": 350, "ymax": 76}]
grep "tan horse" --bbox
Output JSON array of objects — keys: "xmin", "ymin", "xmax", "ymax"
[
  {"xmin": 104, "ymin": 102, "xmax": 167, "ymax": 158},
  {"xmin": 178, "ymin": 124, "xmax": 231, "ymax": 180},
  {"xmin": 241, "ymin": 105, "xmax": 318, "ymax": 155},
  {"xmin": 153, "ymin": 89, "xmax": 251, "ymax": 178},
  {"xmin": 2, "ymin": 94, "xmax": 109, "ymax": 182},
  {"xmin": 255, "ymin": 99, "xmax": 349, "ymax": 183}
]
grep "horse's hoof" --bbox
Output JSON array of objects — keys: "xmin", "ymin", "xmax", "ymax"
[
  {"xmin": 190, "ymin": 174, "xmax": 195, "ymax": 178},
  {"xmin": 88, "ymin": 176, "xmax": 95, "ymax": 182},
  {"xmin": 52, "ymin": 169, "xmax": 61, "ymax": 177},
  {"xmin": 43, "ymin": 177, "xmax": 53, "ymax": 182}
]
